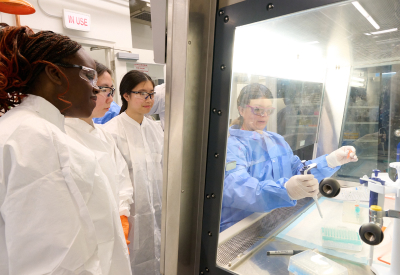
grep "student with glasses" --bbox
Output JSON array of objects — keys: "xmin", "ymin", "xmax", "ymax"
[
  {"xmin": 103, "ymin": 70, "xmax": 163, "ymax": 275},
  {"xmin": 64, "ymin": 61, "xmax": 134, "ymax": 253},
  {"xmin": 0, "ymin": 25, "xmax": 131, "ymax": 274},
  {"xmin": 220, "ymin": 83, "xmax": 358, "ymax": 232},
  {"xmin": 92, "ymin": 61, "xmax": 121, "ymax": 124}
]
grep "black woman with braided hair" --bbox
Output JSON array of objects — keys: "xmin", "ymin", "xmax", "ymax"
[{"xmin": 0, "ymin": 24, "xmax": 131, "ymax": 274}]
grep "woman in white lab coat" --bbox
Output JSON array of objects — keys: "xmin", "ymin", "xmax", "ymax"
[
  {"xmin": 64, "ymin": 61, "xmax": 133, "ymax": 249},
  {"xmin": 103, "ymin": 70, "xmax": 163, "ymax": 275},
  {"xmin": 0, "ymin": 25, "xmax": 131, "ymax": 274}
]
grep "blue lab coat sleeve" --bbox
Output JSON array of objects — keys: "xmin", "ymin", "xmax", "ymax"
[
  {"xmin": 305, "ymin": 155, "xmax": 340, "ymax": 181},
  {"xmin": 222, "ymin": 142, "xmax": 296, "ymax": 214}
]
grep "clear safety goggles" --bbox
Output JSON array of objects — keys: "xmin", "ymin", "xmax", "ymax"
[
  {"xmin": 55, "ymin": 63, "xmax": 99, "ymax": 89},
  {"xmin": 246, "ymin": 105, "xmax": 275, "ymax": 116},
  {"xmin": 131, "ymin": 90, "xmax": 156, "ymax": 100},
  {"xmin": 98, "ymin": 86, "xmax": 115, "ymax": 97}
]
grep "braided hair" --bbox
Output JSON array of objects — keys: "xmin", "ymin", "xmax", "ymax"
[{"xmin": 0, "ymin": 24, "xmax": 82, "ymax": 114}]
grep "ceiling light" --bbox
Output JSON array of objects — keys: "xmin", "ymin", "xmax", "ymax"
[
  {"xmin": 382, "ymin": 72, "xmax": 396, "ymax": 75},
  {"xmin": 370, "ymin": 28, "xmax": 398, "ymax": 35},
  {"xmin": 351, "ymin": 77, "xmax": 365, "ymax": 82},
  {"xmin": 352, "ymin": 1, "xmax": 380, "ymax": 30},
  {"xmin": 364, "ymin": 33, "xmax": 371, "ymax": 35}
]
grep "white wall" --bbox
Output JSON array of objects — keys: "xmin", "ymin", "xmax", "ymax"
[
  {"xmin": 0, "ymin": 1, "xmax": 165, "ymax": 106},
  {"xmin": 81, "ymin": 45, "xmax": 107, "ymax": 65},
  {"xmin": 131, "ymin": 20, "xmax": 153, "ymax": 50},
  {"xmin": 112, "ymin": 47, "xmax": 160, "ymax": 105},
  {"xmin": 1, "ymin": 0, "xmax": 132, "ymax": 48}
]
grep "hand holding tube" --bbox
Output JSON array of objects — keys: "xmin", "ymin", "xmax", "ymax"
[
  {"xmin": 285, "ymin": 174, "xmax": 319, "ymax": 200},
  {"xmin": 326, "ymin": 146, "xmax": 358, "ymax": 168}
]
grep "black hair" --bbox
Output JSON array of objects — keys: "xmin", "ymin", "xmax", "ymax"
[{"xmin": 119, "ymin": 70, "xmax": 154, "ymax": 114}]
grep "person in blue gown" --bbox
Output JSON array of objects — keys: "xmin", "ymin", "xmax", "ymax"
[
  {"xmin": 93, "ymin": 101, "xmax": 120, "ymax": 124},
  {"xmin": 220, "ymin": 83, "xmax": 358, "ymax": 232}
]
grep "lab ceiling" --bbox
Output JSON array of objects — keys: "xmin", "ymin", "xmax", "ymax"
[{"xmin": 243, "ymin": 0, "xmax": 400, "ymax": 67}]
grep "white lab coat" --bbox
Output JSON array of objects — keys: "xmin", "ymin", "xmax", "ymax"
[
  {"xmin": 103, "ymin": 112, "xmax": 163, "ymax": 275},
  {"xmin": 0, "ymin": 95, "xmax": 131, "ymax": 275},
  {"xmin": 64, "ymin": 118, "xmax": 133, "ymax": 217},
  {"xmin": 148, "ymin": 83, "xmax": 165, "ymax": 130}
]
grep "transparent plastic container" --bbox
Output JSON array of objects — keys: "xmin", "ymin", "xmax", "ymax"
[
  {"xmin": 288, "ymin": 250, "xmax": 348, "ymax": 275},
  {"xmin": 321, "ymin": 226, "xmax": 362, "ymax": 252},
  {"xmin": 342, "ymin": 201, "xmax": 364, "ymax": 225}
]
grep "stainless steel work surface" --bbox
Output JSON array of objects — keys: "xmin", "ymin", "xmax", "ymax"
[{"xmin": 232, "ymin": 238, "xmax": 374, "ymax": 275}]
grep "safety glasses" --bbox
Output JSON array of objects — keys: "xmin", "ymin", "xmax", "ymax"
[
  {"xmin": 98, "ymin": 86, "xmax": 115, "ymax": 97},
  {"xmin": 131, "ymin": 90, "xmax": 156, "ymax": 100},
  {"xmin": 246, "ymin": 105, "xmax": 275, "ymax": 116},
  {"xmin": 55, "ymin": 63, "xmax": 98, "ymax": 89}
]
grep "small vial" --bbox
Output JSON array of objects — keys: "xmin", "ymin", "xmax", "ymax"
[{"xmin": 355, "ymin": 200, "xmax": 361, "ymax": 222}]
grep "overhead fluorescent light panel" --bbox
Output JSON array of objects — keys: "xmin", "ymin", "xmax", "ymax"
[{"xmin": 352, "ymin": 1, "xmax": 380, "ymax": 30}]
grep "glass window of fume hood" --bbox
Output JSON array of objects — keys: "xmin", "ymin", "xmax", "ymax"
[
  {"xmin": 217, "ymin": 0, "xmax": 400, "ymax": 273},
  {"xmin": 337, "ymin": 66, "xmax": 400, "ymax": 181}
]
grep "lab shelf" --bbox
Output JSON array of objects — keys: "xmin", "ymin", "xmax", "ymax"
[
  {"xmin": 345, "ymin": 122, "xmax": 379, "ymax": 124},
  {"xmin": 342, "ymin": 139, "xmax": 377, "ymax": 142},
  {"xmin": 290, "ymin": 104, "xmax": 321, "ymax": 106},
  {"xmin": 287, "ymin": 115, "xmax": 319, "ymax": 118},
  {"xmin": 348, "ymin": 106, "xmax": 379, "ymax": 108},
  {"xmin": 286, "ymin": 126, "xmax": 318, "ymax": 128}
]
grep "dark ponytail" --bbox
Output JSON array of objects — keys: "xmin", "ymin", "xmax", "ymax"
[{"xmin": 119, "ymin": 70, "xmax": 154, "ymax": 114}]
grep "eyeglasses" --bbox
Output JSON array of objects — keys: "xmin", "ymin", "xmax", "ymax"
[
  {"xmin": 131, "ymin": 91, "xmax": 156, "ymax": 100},
  {"xmin": 98, "ymin": 86, "xmax": 115, "ymax": 97},
  {"xmin": 246, "ymin": 105, "xmax": 275, "ymax": 116},
  {"xmin": 54, "ymin": 63, "xmax": 98, "ymax": 89}
]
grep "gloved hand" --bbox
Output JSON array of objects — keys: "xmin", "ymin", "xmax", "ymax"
[
  {"xmin": 284, "ymin": 174, "xmax": 319, "ymax": 200},
  {"xmin": 120, "ymin": 215, "xmax": 130, "ymax": 253},
  {"xmin": 326, "ymin": 146, "xmax": 358, "ymax": 168}
]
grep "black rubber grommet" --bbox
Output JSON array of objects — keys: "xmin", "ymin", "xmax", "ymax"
[{"xmin": 359, "ymin": 223, "xmax": 384, "ymax": 246}]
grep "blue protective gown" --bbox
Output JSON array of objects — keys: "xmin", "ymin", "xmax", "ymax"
[
  {"xmin": 93, "ymin": 101, "xmax": 121, "ymax": 124},
  {"xmin": 220, "ymin": 125, "xmax": 340, "ymax": 232}
]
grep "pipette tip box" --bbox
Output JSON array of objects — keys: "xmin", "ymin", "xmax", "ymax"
[
  {"xmin": 321, "ymin": 226, "xmax": 362, "ymax": 252},
  {"xmin": 288, "ymin": 250, "xmax": 348, "ymax": 275}
]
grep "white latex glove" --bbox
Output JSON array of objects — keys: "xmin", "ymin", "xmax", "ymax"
[
  {"xmin": 326, "ymin": 146, "xmax": 358, "ymax": 168},
  {"xmin": 284, "ymin": 174, "xmax": 319, "ymax": 200}
]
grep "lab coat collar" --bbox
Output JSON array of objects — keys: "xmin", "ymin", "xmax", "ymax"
[
  {"xmin": 21, "ymin": 95, "xmax": 65, "ymax": 133},
  {"xmin": 229, "ymin": 125, "xmax": 272, "ymax": 140},
  {"xmin": 120, "ymin": 112, "xmax": 147, "ymax": 128},
  {"xmin": 65, "ymin": 117, "xmax": 96, "ymax": 134}
]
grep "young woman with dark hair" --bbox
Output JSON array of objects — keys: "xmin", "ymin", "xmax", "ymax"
[
  {"xmin": 221, "ymin": 83, "xmax": 358, "ymax": 232},
  {"xmin": 103, "ymin": 70, "xmax": 163, "ymax": 275},
  {"xmin": 0, "ymin": 25, "xmax": 131, "ymax": 274}
]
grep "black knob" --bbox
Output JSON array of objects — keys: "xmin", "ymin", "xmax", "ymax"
[
  {"xmin": 359, "ymin": 223, "xmax": 384, "ymax": 245},
  {"xmin": 319, "ymin": 178, "xmax": 341, "ymax": 198}
]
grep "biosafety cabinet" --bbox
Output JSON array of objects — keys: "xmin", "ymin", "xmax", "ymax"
[{"xmin": 161, "ymin": 0, "xmax": 400, "ymax": 274}]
